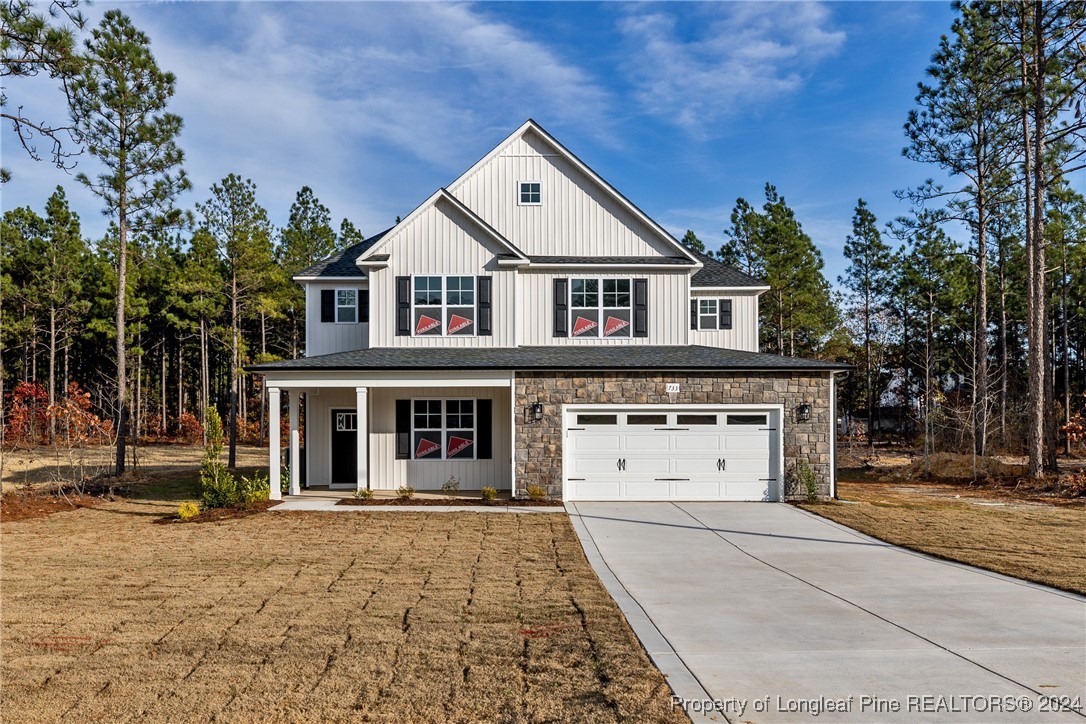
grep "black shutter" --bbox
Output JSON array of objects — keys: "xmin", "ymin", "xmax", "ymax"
[
  {"xmin": 719, "ymin": 299, "xmax": 733, "ymax": 330},
  {"xmin": 690, "ymin": 299, "xmax": 697, "ymax": 330},
  {"xmin": 477, "ymin": 276, "xmax": 492, "ymax": 336},
  {"xmin": 395, "ymin": 399, "xmax": 410, "ymax": 459},
  {"xmin": 633, "ymin": 278, "xmax": 648, "ymax": 337},
  {"xmin": 477, "ymin": 399, "xmax": 492, "ymax": 459},
  {"xmin": 359, "ymin": 289, "xmax": 369, "ymax": 323},
  {"xmin": 396, "ymin": 276, "xmax": 411, "ymax": 336},
  {"xmin": 321, "ymin": 290, "xmax": 334, "ymax": 323},
  {"xmin": 554, "ymin": 278, "xmax": 568, "ymax": 337}
]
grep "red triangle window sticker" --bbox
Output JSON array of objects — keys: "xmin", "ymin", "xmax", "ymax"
[
  {"xmin": 447, "ymin": 436, "xmax": 473, "ymax": 457},
  {"xmin": 572, "ymin": 316, "xmax": 597, "ymax": 337},
  {"xmin": 448, "ymin": 314, "xmax": 473, "ymax": 334},
  {"xmin": 603, "ymin": 316, "xmax": 630, "ymax": 336},
  {"xmin": 415, "ymin": 437, "xmax": 441, "ymax": 458},
  {"xmin": 415, "ymin": 314, "xmax": 440, "ymax": 335}
]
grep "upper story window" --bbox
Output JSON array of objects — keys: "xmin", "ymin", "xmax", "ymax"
[
  {"xmin": 519, "ymin": 181, "xmax": 541, "ymax": 205},
  {"xmin": 691, "ymin": 297, "xmax": 732, "ymax": 331},
  {"xmin": 413, "ymin": 275, "xmax": 476, "ymax": 336},
  {"xmin": 336, "ymin": 289, "xmax": 357, "ymax": 323},
  {"xmin": 570, "ymin": 278, "xmax": 631, "ymax": 338}
]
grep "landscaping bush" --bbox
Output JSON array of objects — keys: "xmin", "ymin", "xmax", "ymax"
[
  {"xmin": 788, "ymin": 460, "xmax": 819, "ymax": 502},
  {"xmin": 525, "ymin": 484, "xmax": 547, "ymax": 501},
  {"xmin": 198, "ymin": 408, "xmax": 240, "ymax": 508},
  {"xmin": 480, "ymin": 486, "xmax": 498, "ymax": 502},
  {"xmin": 441, "ymin": 476, "xmax": 460, "ymax": 498},
  {"xmin": 238, "ymin": 472, "xmax": 269, "ymax": 505},
  {"xmin": 177, "ymin": 501, "xmax": 200, "ymax": 520},
  {"xmin": 353, "ymin": 488, "xmax": 374, "ymax": 500},
  {"xmin": 396, "ymin": 486, "xmax": 415, "ymax": 500}
]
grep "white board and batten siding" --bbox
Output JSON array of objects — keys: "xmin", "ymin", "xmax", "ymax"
[
  {"xmin": 449, "ymin": 130, "xmax": 677, "ymax": 258},
  {"xmin": 306, "ymin": 386, "xmax": 512, "ymax": 490},
  {"xmin": 518, "ymin": 269, "xmax": 690, "ymax": 346},
  {"xmin": 304, "ymin": 282, "xmax": 369, "ymax": 357},
  {"xmin": 368, "ymin": 198, "xmax": 517, "ymax": 349},
  {"xmin": 689, "ymin": 289, "xmax": 760, "ymax": 353}
]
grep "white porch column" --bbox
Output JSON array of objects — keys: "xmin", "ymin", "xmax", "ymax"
[
  {"xmin": 289, "ymin": 391, "xmax": 301, "ymax": 496},
  {"xmin": 268, "ymin": 387, "xmax": 282, "ymax": 500},
  {"xmin": 355, "ymin": 386, "xmax": 368, "ymax": 491}
]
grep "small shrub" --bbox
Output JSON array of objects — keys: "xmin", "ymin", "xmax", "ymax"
[
  {"xmin": 177, "ymin": 501, "xmax": 200, "ymax": 520},
  {"xmin": 354, "ymin": 488, "xmax": 374, "ymax": 500},
  {"xmin": 198, "ymin": 407, "xmax": 239, "ymax": 508},
  {"xmin": 480, "ymin": 486, "xmax": 498, "ymax": 502},
  {"xmin": 238, "ymin": 472, "xmax": 269, "ymax": 505},
  {"xmin": 525, "ymin": 484, "xmax": 547, "ymax": 501},
  {"xmin": 789, "ymin": 460, "xmax": 819, "ymax": 502},
  {"xmin": 396, "ymin": 486, "xmax": 415, "ymax": 500},
  {"xmin": 441, "ymin": 476, "xmax": 460, "ymax": 498}
]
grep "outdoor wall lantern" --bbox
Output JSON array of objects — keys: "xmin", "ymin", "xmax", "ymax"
[
  {"xmin": 531, "ymin": 403, "xmax": 544, "ymax": 421},
  {"xmin": 796, "ymin": 403, "xmax": 812, "ymax": 422}
]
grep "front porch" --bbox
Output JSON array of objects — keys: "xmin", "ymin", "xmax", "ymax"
[{"xmin": 263, "ymin": 369, "xmax": 516, "ymax": 501}]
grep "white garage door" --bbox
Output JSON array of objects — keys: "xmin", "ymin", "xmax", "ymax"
[{"xmin": 564, "ymin": 407, "xmax": 780, "ymax": 501}]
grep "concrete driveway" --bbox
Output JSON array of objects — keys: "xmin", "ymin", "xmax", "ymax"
[{"xmin": 568, "ymin": 502, "xmax": 1086, "ymax": 723}]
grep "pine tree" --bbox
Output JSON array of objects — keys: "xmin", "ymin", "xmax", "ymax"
[
  {"xmin": 680, "ymin": 229, "xmax": 705, "ymax": 253},
  {"xmin": 720, "ymin": 197, "xmax": 763, "ymax": 277},
  {"xmin": 196, "ymin": 174, "xmax": 274, "ymax": 467},
  {"xmin": 277, "ymin": 186, "xmax": 336, "ymax": 356},
  {"xmin": 338, "ymin": 218, "xmax": 364, "ymax": 249},
  {"xmin": 70, "ymin": 9, "xmax": 189, "ymax": 474},
  {"xmin": 840, "ymin": 199, "xmax": 893, "ymax": 448}
]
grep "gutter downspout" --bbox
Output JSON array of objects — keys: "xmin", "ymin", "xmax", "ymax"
[{"xmin": 831, "ymin": 370, "xmax": 850, "ymax": 500}]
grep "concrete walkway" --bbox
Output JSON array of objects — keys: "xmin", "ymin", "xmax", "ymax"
[
  {"xmin": 270, "ymin": 494, "xmax": 555, "ymax": 513},
  {"xmin": 568, "ymin": 502, "xmax": 1086, "ymax": 723}
]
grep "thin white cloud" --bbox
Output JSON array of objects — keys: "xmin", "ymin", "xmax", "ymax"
[{"xmin": 618, "ymin": 3, "xmax": 845, "ymax": 135}]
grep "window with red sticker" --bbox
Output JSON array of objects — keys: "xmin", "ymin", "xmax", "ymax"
[
  {"xmin": 411, "ymin": 399, "xmax": 475, "ymax": 460},
  {"xmin": 570, "ymin": 278, "xmax": 631, "ymax": 338}
]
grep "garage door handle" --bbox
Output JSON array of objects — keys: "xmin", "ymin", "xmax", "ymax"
[
  {"xmin": 717, "ymin": 458, "xmax": 726, "ymax": 471},
  {"xmin": 617, "ymin": 458, "xmax": 626, "ymax": 471},
  {"xmin": 655, "ymin": 478, "xmax": 689, "ymax": 481}
]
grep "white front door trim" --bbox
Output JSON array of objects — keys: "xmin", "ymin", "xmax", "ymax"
[{"xmin": 561, "ymin": 403, "xmax": 785, "ymax": 502}]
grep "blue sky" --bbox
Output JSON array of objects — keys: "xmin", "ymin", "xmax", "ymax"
[{"xmin": 2, "ymin": 1, "xmax": 962, "ymax": 285}]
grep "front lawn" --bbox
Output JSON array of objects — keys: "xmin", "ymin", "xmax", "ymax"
[
  {"xmin": 800, "ymin": 481, "xmax": 1086, "ymax": 595},
  {"xmin": 1, "ymin": 480, "xmax": 683, "ymax": 722}
]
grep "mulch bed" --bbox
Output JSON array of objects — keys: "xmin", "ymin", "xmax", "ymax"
[
  {"xmin": 337, "ymin": 497, "xmax": 564, "ymax": 507},
  {"xmin": 0, "ymin": 489, "xmax": 104, "ymax": 522},
  {"xmin": 153, "ymin": 500, "xmax": 278, "ymax": 525}
]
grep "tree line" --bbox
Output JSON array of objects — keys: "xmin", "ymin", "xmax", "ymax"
[
  {"xmin": 683, "ymin": 2, "xmax": 1086, "ymax": 477},
  {"xmin": 2, "ymin": 1, "xmax": 1084, "ymax": 480}
]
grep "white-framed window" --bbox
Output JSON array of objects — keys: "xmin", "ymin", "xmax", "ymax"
[
  {"xmin": 412, "ymin": 275, "xmax": 476, "ymax": 336},
  {"xmin": 335, "ymin": 412, "xmax": 357, "ymax": 432},
  {"xmin": 698, "ymin": 298, "xmax": 718, "ymax": 330},
  {"xmin": 519, "ymin": 181, "xmax": 541, "ymax": 205},
  {"xmin": 570, "ymin": 278, "xmax": 631, "ymax": 338},
  {"xmin": 336, "ymin": 289, "xmax": 358, "ymax": 324},
  {"xmin": 411, "ymin": 398, "xmax": 476, "ymax": 460}
]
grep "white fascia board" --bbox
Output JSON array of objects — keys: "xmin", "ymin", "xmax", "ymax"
[
  {"xmin": 292, "ymin": 276, "xmax": 368, "ymax": 282},
  {"xmin": 525, "ymin": 262, "xmax": 700, "ymax": 271},
  {"xmin": 260, "ymin": 368, "xmax": 515, "ymax": 389},
  {"xmin": 691, "ymin": 285, "xmax": 771, "ymax": 293},
  {"xmin": 446, "ymin": 120, "xmax": 699, "ymax": 265}
]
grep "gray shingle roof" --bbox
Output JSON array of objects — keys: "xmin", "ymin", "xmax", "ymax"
[
  {"xmin": 689, "ymin": 249, "xmax": 766, "ymax": 288},
  {"xmin": 295, "ymin": 229, "xmax": 392, "ymax": 278},
  {"xmin": 249, "ymin": 345, "xmax": 849, "ymax": 372},
  {"xmin": 527, "ymin": 255, "xmax": 695, "ymax": 265}
]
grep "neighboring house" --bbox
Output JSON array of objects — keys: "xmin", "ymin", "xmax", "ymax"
[{"xmin": 250, "ymin": 120, "xmax": 848, "ymax": 502}]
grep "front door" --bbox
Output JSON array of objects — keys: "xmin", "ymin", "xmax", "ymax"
[{"xmin": 330, "ymin": 410, "xmax": 357, "ymax": 486}]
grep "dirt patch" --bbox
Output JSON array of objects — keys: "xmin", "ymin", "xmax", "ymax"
[
  {"xmin": 800, "ymin": 481, "xmax": 1086, "ymax": 595},
  {"xmin": 2, "ymin": 494, "xmax": 683, "ymax": 722},
  {"xmin": 0, "ymin": 488, "xmax": 103, "ymax": 522},
  {"xmin": 154, "ymin": 500, "xmax": 279, "ymax": 524},
  {"xmin": 337, "ymin": 497, "xmax": 564, "ymax": 507}
]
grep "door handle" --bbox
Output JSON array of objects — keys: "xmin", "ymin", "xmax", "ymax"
[
  {"xmin": 617, "ymin": 458, "xmax": 626, "ymax": 471},
  {"xmin": 717, "ymin": 458, "xmax": 726, "ymax": 471}
]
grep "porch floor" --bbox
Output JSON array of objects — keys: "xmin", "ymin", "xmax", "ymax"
[{"xmin": 271, "ymin": 487, "xmax": 555, "ymax": 513}]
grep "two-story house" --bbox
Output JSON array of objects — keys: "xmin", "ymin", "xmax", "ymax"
[{"xmin": 251, "ymin": 120, "xmax": 848, "ymax": 502}]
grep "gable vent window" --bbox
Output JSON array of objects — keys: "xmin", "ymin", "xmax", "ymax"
[{"xmin": 519, "ymin": 181, "xmax": 541, "ymax": 205}]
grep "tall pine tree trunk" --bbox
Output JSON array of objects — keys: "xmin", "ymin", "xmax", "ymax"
[
  {"xmin": 200, "ymin": 316, "xmax": 209, "ymax": 446},
  {"xmin": 115, "ymin": 207, "xmax": 129, "ymax": 476},
  {"xmin": 974, "ymin": 185, "xmax": 989, "ymax": 457},
  {"xmin": 1024, "ymin": 2, "xmax": 1044, "ymax": 478},
  {"xmin": 48, "ymin": 305, "xmax": 57, "ymax": 443}
]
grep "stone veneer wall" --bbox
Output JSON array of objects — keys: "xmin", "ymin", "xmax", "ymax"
[{"xmin": 514, "ymin": 371, "xmax": 833, "ymax": 499}]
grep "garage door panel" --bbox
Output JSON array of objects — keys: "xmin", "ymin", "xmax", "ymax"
[
  {"xmin": 672, "ymin": 456, "xmax": 723, "ymax": 476},
  {"xmin": 623, "ymin": 435, "xmax": 673, "ymax": 452},
  {"xmin": 624, "ymin": 481, "xmax": 672, "ymax": 498},
  {"xmin": 570, "ymin": 456, "xmax": 623, "ymax": 475},
  {"xmin": 725, "ymin": 435, "xmax": 772, "ymax": 452},
  {"xmin": 568, "ymin": 481, "xmax": 621, "ymax": 500},
  {"xmin": 624, "ymin": 457, "xmax": 672, "ymax": 475},
  {"xmin": 722, "ymin": 457, "xmax": 772, "ymax": 475},
  {"xmin": 672, "ymin": 481, "xmax": 724, "ymax": 500},
  {"xmin": 571, "ymin": 435, "xmax": 622, "ymax": 452},
  {"xmin": 724, "ymin": 480, "xmax": 775, "ymax": 501},
  {"xmin": 672, "ymin": 434, "xmax": 722, "ymax": 451}
]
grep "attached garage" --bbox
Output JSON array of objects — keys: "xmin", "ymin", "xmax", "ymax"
[{"xmin": 563, "ymin": 405, "xmax": 782, "ymax": 501}]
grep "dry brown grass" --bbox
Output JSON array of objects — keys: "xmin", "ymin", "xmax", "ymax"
[
  {"xmin": 1, "ymin": 443, "xmax": 268, "ymax": 492},
  {"xmin": 1, "ymin": 488, "xmax": 683, "ymax": 723},
  {"xmin": 800, "ymin": 481, "xmax": 1086, "ymax": 595}
]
